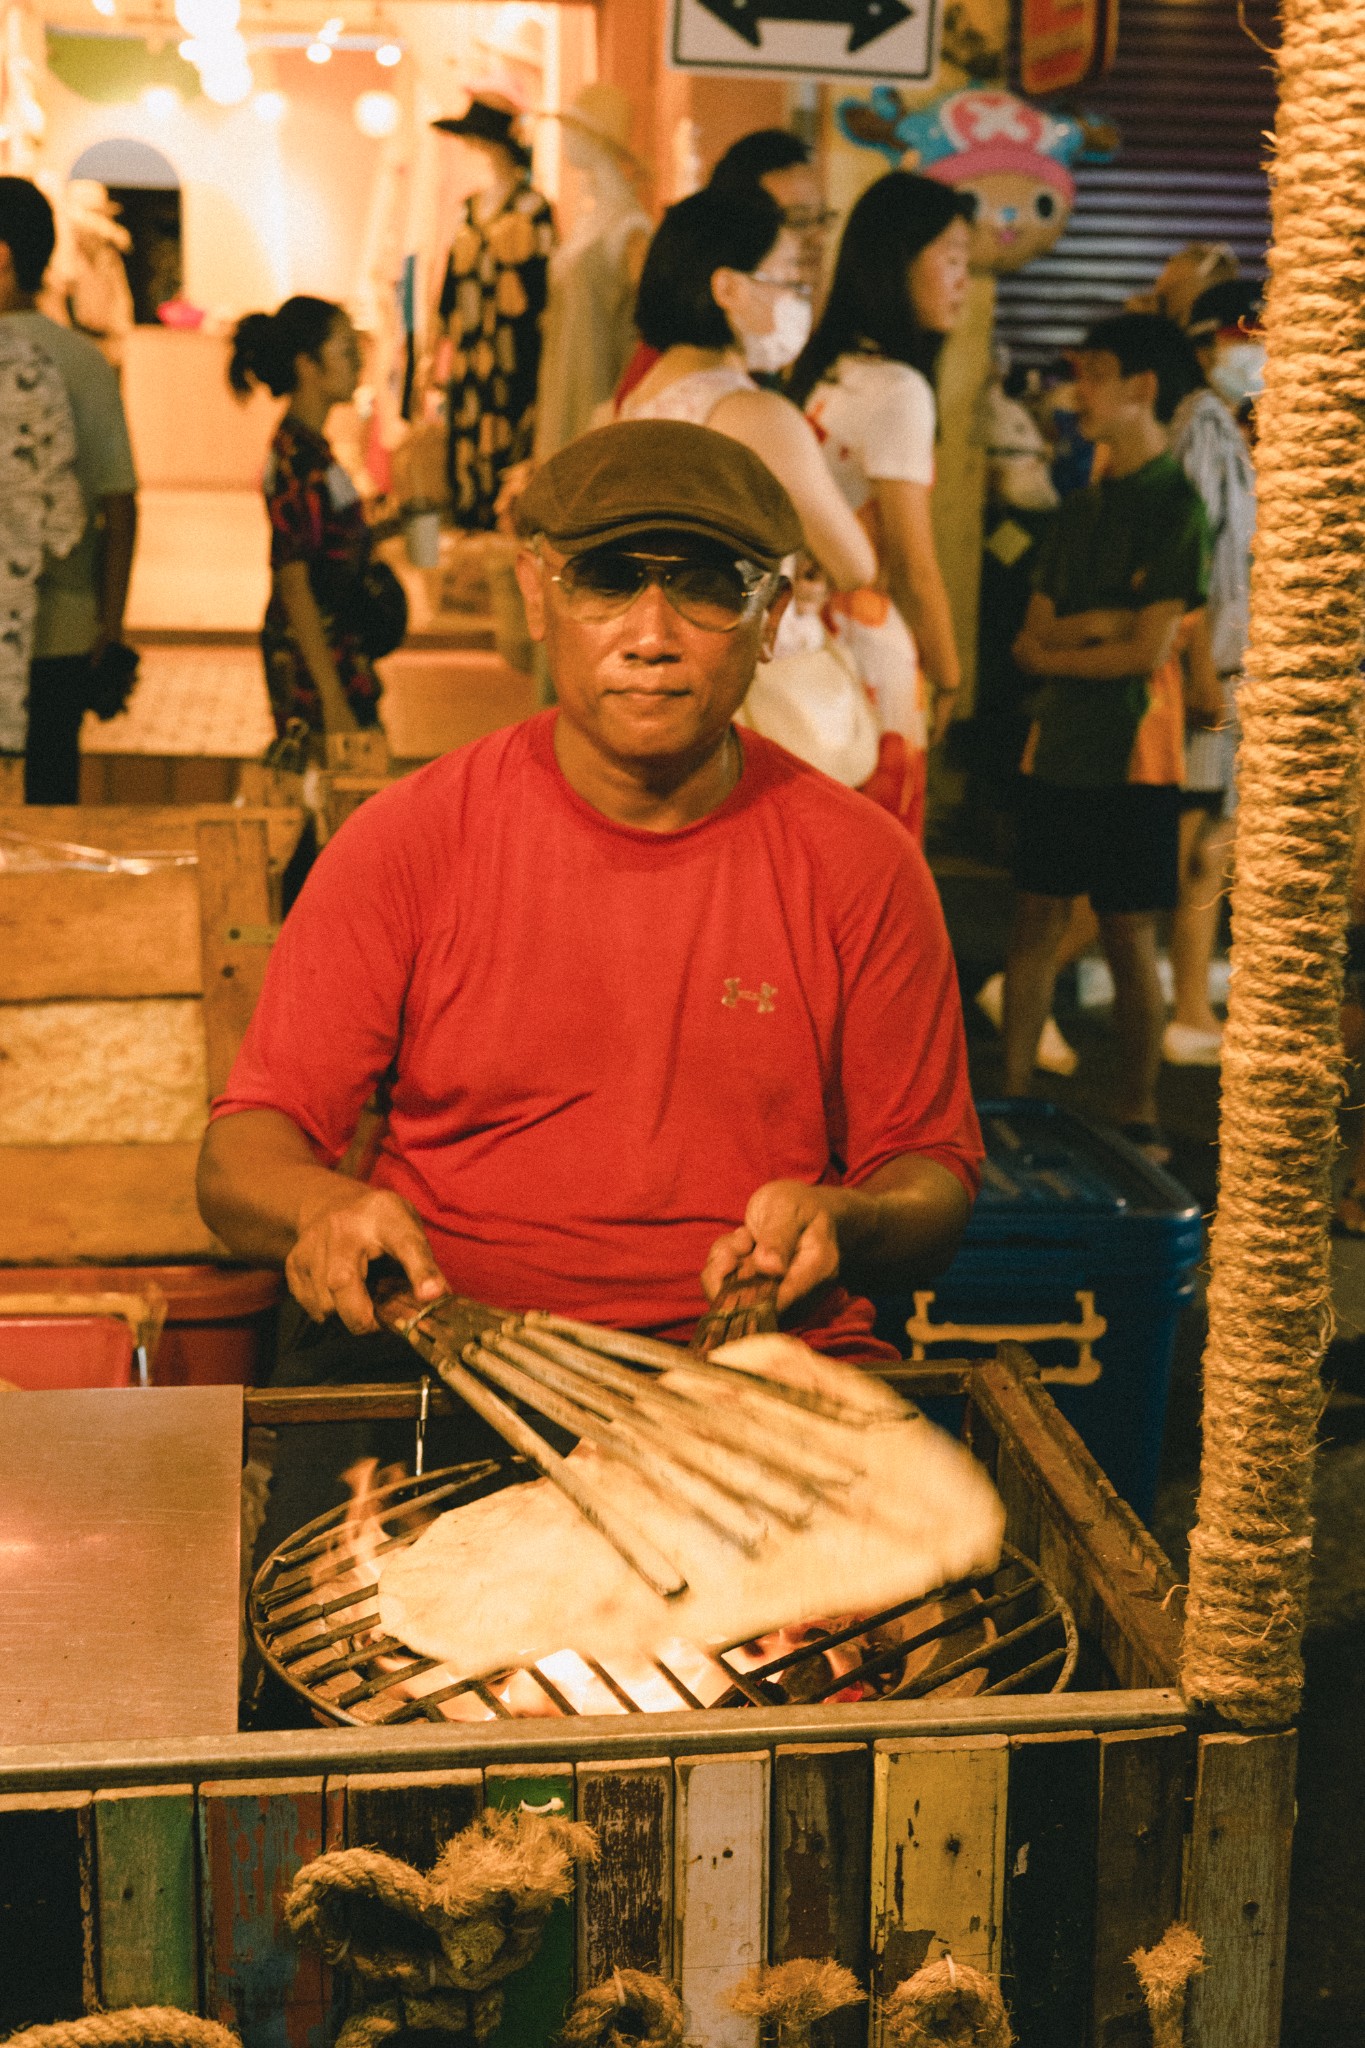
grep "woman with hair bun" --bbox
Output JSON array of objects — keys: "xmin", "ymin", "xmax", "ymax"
[
  {"xmin": 229, "ymin": 295, "xmax": 377, "ymax": 738},
  {"xmin": 791, "ymin": 172, "xmax": 973, "ymax": 836}
]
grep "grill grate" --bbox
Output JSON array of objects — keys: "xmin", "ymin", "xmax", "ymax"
[{"xmin": 250, "ymin": 1459, "xmax": 1078, "ymax": 1727}]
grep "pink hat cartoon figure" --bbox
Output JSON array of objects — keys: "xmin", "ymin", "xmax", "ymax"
[{"xmin": 838, "ymin": 84, "xmax": 1115, "ymax": 273}]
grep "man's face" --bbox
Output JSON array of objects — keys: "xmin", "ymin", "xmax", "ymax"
[
  {"xmin": 1072, "ymin": 349, "xmax": 1155, "ymax": 442},
  {"xmin": 760, "ymin": 162, "xmax": 831, "ymax": 295},
  {"xmin": 515, "ymin": 535, "xmax": 787, "ymax": 773}
]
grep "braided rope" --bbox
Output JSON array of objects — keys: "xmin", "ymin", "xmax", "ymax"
[
  {"xmin": 0, "ymin": 2015, "xmax": 240, "ymax": 2048},
  {"xmin": 882, "ymin": 1958, "xmax": 1012, "ymax": 2048},
  {"xmin": 560, "ymin": 1970, "xmax": 687, "ymax": 2048},
  {"xmin": 1130, "ymin": 1925, "xmax": 1205, "ymax": 2048},
  {"xmin": 1181, "ymin": 0, "xmax": 1365, "ymax": 1724}
]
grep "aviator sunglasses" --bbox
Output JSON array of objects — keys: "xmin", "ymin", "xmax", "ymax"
[{"xmin": 545, "ymin": 542, "xmax": 779, "ymax": 632}]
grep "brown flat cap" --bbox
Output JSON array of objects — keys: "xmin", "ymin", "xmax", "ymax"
[{"xmin": 513, "ymin": 420, "xmax": 803, "ymax": 568}]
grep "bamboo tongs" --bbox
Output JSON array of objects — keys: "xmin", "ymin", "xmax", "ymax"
[{"xmin": 374, "ymin": 1282, "xmax": 904, "ymax": 1602}]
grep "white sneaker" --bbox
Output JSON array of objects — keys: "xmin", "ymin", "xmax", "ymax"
[
  {"xmin": 1163, "ymin": 1021, "xmax": 1223, "ymax": 1066},
  {"xmin": 976, "ymin": 973, "xmax": 1078, "ymax": 1076}
]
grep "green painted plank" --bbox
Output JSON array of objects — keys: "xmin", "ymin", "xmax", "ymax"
[
  {"xmin": 94, "ymin": 1785, "xmax": 197, "ymax": 2010},
  {"xmin": 486, "ymin": 1763, "xmax": 576, "ymax": 2048}
]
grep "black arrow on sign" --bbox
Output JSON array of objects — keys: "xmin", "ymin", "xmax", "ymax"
[{"xmin": 694, "ymin": 0, "xmax": 914, "ymax": 56}]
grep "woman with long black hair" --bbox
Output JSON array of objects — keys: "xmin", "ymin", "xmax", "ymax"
[{"xmin": 790, "ymin": 172, "xmax": 973, "ymax": 835}]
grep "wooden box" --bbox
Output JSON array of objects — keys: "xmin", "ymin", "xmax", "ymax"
[{"xmin": 0, "ymin": 1350, "xmax": 1294, "ymax": 2047}]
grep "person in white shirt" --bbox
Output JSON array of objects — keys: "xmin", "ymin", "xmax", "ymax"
[
  {"xmin": 791, "ymin": 172, "xmax": 973, "ymax": 837},
  {"xmin": 0, "ymin": 176, "xmax": 138, "ymax": 804}
]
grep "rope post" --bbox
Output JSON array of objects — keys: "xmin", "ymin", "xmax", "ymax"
[{"xmin": 1181, "ymin": 0, "xmax": 1365, "ymax": 1725}]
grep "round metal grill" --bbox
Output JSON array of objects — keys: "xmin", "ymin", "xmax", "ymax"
[{"xmin": 250, "ymin": 1458, "xmax": 1078, "ymax": 1727}]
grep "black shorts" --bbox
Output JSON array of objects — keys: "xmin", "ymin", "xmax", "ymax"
[{"xmin": 1013, "ymin": 778, "xmax": 1180, "ymax": 915}]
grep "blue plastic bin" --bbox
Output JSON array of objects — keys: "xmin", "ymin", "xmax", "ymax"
[{"xmin": 872, "ymin": 1099, "xmax": 1203, "ymax": 1519}]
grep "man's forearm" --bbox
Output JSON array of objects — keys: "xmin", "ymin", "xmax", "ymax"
[
  {"xmin": 826, "ymin": 1156, "xmax": 971, "ymax": 1284},
  {"xmin": 197, "ymin": 1107, "xmax": 358, "ymax": 1263},
  {"xmin": 97, "ymin": 493, "xmax": 137, "ymax": 642}
]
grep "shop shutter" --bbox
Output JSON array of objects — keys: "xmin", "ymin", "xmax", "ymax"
[{"xmin": 994, "ymin": 0, "xmax": 1277, "ymax": 369}]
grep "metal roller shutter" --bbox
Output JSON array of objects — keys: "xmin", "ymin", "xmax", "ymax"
[{"xmin": 994, "ymin": 0, "xmax": 1277, "ymax": 368}]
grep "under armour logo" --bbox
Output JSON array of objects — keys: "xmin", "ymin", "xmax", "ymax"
[{"xmin": 722, "ymin": 978, "xmax": 777, "ymax": 1014}]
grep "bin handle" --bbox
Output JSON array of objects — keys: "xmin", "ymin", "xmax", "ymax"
[{"xmin": 905, "ymin": 1289, "xmax": 1107, "ymax": 1386}]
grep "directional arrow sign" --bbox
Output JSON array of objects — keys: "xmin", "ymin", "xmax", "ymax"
[
  {"xmin": 671, "ymin": 0, "xmax": 938, "ymax": 79},
  {"xmin": 694, "ymin": 0, "xmax": 912, "ymax": 55}
]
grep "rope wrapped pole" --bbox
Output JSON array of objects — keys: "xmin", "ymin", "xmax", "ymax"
[{"xmin": 1181, "ymin": 0, "xmax": 1365, "ymax": 1725}]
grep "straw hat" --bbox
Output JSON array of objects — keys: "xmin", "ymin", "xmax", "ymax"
[
  {"xmin": 65, "ymin": 180, "xmax": 131, "ymax": 250},
  {"xmin": 541, "ymin": 82, "xmax": 639, "ymax": 169},
  {"xmin": 431, "ymin": 93, "xmax": 531, "ymax": 169}
]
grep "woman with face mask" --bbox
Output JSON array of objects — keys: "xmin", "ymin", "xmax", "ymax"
[
  {"xmin": 619, "ymin": 188, "xmax": 875, "ymax": 593},
  {"xmin": 790, "ymin": 173, "xmax": 974, "ymax": 838}
]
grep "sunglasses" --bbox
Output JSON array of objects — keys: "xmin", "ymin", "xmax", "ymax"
[{"xmin": 547, "ymin": 545, "xmax": 778, "ymax": 632}]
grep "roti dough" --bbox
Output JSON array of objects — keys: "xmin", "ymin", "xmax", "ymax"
[{"xmin": 378, "ymin": 1334, "xmax": 1005, "ymax": 1677}]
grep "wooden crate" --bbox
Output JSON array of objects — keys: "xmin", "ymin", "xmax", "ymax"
[
  {"xmin": 0, "ymin": 804, "xmax": 302, "ymax": 1262},
  {"xmin": 0, "ymin": 1351, "xmax": 1296, "ymax": 2047}
]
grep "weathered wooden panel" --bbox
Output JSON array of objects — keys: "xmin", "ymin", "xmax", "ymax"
[
  {"xmin": 198, "ymin": 1776, "xmax": 328, "ymax": 2048},
  {"xmin": 485, "ymin": 1764, "xmax": 576, "ymax": 2048},
  {"xmin": 0, "ymin": 803, "xmax": 302, "ymax": 872},
  {"xmin": 0, "ymin": 868, "xmax": 202, "ymax": 1000},
  {"xmin": 0, "ymin": 1143, "xmax": 219, "ymax": 1261},
  {"xmin": 771, "ymin": 1743, "xmax": 870, "ymax": 2048},
  {"xmin": 576, "ymin": 1758, "xmax": 673, "ymax": 1983},
  {"xmin": 1185, "ymin": 1730, "xmax": 1296, "ymax": 2048},
  {"xmin": 1092, "ymin": 1727, "xmax": 1188, "ymax": 2047},
  {"xmin": 0, "ymin": 1792, "xmax": 96, "ymax": 2027},
  {"xmin": 344, "ymin": 1767, "xmax": 483, "ymax": 1870},
  {"xmin": 675, "ymin": 1752, "xmax": 769, "ymax": 2048},
  {"xmin": 870, "ymin": 1735, "xmax": 1008, "ymax": 2031},
  {"xmin": 94, "ymin": 1785, "xmax": 197, "ymax": 2009},
  {"xmin": 0, "ymin": 999, "xmax": 206, "ymax": 1145},
  {"xmin": 1001, "ymin": 1732, "xmax": 1098, "ymax": 2047},
  {"xmin": 196, "ymin": 817, "xmax": 273, "ymax": 1098}
]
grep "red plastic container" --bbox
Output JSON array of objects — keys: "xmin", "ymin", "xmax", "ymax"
[
  {"xmin": 0, "ymin": 1266, "xmax": 281, "ymax": 1386},
  {"xmin": 0, "ymin": 1316, "xmax": 135, "ymax": 1390}
]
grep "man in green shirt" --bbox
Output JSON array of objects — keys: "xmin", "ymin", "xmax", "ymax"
[{"xmin": 1002, "ymin": 314, "xmax": 1210, "ymax": 1158}]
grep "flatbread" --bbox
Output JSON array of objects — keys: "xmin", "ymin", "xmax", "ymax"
[{"xmin": 378, "ymin": 1335, "xmax": 1004, "ymax": 1677}]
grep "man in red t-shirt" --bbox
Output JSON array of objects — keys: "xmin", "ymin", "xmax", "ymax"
[{"xmin": 200, "ymin": 422, "xmax": 979, "ymax": 1398}]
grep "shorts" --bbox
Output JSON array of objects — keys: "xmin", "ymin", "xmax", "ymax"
[{"xmin": 1013, "ymin": 777, "xmax": 1180, "ymax": 915}]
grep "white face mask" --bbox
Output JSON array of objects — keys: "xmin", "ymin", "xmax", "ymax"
[
  {"xmin": 741, "ymin": 289, "xmax": 813, "ymax": 375},
  {"xmin": 1208, "ymin": 339, "xmax": 1265, "ymax": 411}
]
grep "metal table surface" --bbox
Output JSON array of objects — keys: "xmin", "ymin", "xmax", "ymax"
[{"xmin": 0, "ymin": 1386, "xmax": 242, "ymax": 1745}]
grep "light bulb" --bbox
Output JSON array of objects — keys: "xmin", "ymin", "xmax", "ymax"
[
  {"xmin": 306, "ymin": 39, "xmax": 331, "ymax": 61},
  {"xmin": 141, "ymin": 84, "xmax": 179, "ymax": 117},
  {"xmin": 175, "ymin": 0, "xmax": 239, "ymax": 36},
  {"xmin": 199, "ymin": 53, "xmax": 253, "ymax": 103},
  {"xmin": 353, "ymin": 88, "xmax": 399, "ymax": 138},
  {"xmin": 254, "ymin": 89, "xmax": 287, "ymax": 122},
  {"xmin": 91, "ymin": 0, "xmax": 117, "ymax": 17},
  {"xmin": 374, "ymin": 41, "xmax": 401, "ymax": 65}
]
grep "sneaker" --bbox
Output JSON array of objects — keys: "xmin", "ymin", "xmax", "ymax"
[
  {"xmin": 1163, "ymin": 1022, "xmax": 1223, "ymax": 1067},
  {"xmin": 975, "ymin": 973, "xmax": 1078, "ymax": 1076}
]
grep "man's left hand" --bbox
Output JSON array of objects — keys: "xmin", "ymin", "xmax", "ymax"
[{"xmin": 702, "ymin": 1179, "xmax": 844, "ymax": 1313}]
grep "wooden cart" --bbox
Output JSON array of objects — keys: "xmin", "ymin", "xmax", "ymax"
[{"xmin": 0, "ymin": 1349, "xmax": 1292, "ymax": 2048}]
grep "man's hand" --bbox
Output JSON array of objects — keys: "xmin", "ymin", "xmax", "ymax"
[
  {"xmin": 702, "ymin": 1180, "xmax": 844, "ymax": 1313},
  {"xmin": 287, "ymin": 1181, "xmax": 449, "ymax": 1334}
]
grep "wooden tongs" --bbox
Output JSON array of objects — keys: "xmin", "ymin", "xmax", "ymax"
[{"xmin": 374, "ymin": 1280, "xmax": 894, "ymax": 1602}]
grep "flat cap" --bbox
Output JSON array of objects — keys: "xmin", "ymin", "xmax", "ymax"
[{"xmin": 513, "ymin": 419, "xmax": 803, "ymax": 569}]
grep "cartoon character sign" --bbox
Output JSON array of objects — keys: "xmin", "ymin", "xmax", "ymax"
[{"xmin": 838, "ymin": 85, "xmax": 1115, "ymax": 273}]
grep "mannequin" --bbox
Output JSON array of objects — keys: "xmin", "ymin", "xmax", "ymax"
[
  {"xmin": 533, "ymin": 82, "xmax": 651, "ymax": 459},
  {"xmin": 431, "ymin": 96, "xmax": 555, "ymax": 529}
]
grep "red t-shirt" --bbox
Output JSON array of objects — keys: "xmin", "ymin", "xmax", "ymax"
[{"xmin": 215, "ymin": 714, "xmax": 981, "ymax": 1349}]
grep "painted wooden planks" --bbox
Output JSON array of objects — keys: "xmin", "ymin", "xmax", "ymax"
[
  {"xmin": 0, "ymin": 868, "xmax": 202, "ymax": 1001},
  {"xmin": 1001, "ymin": 1732, "xmax": 1098, "ymax": 2048},
  {"xmin": 1092, "ymin": 1727, "xmax": 1187, "ymax": 2048},
  {"xmin": 343, "ymin": 1767, "xmax": 483, "ymax": 1870},
  {"xmin": 576, "ymin": 1758, "xmax": 673, "ymax": 1984},
  {"xmin": 198, "ymin": 1775, "xmax": 328, "ymax": 2048},
  {"xmin": 1185, "ymin": 1730, "xmax": 1296, "ymax": 2048},
  {"xmin": 485, "ymin": 1763, "xmax": 576, "ymax": 2048},
  {"xmin": 771, "ymin": 1744, "xmax": 870, "ymax": 2048},
  {"xmin": 94, "ymin": 1785, "xmax": 197, "ymax": 2010},
  {"xmin": 0, "ymin": 1792, "xmax": 97, "ymax": 2028},
  {"xmin": 0, "ymin": 1142, "xmax": 219, "ymax": 1262},
  {"xmin": 675, "ymin": 1751, "xmax": 769, "ymax": 2048},
  {"xmin": 196, "ymin": 816, "xmax": 275, "ymax": 1097},
  {"xmin": 870, "ymin": 1735, "xmax": 1008, "ymax": 2032}
]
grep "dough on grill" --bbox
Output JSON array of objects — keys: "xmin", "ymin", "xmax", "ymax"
[{"xmin": 378, "ymin": 1334, "xmax": 1004, "ymax": 1677}]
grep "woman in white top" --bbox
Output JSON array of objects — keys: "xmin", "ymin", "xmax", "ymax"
[
  {"xmin": 619, "ymin": 188, "xmax": 875, "ymax": 594},
  {"xmin": 791, "ymin": 172, "xmax": 973, "ymax": 836}
]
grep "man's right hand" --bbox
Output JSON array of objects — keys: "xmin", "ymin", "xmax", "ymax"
[{"xmin": 287, "ymin": 1183, "xmax": 448, "ymax": 1334}]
